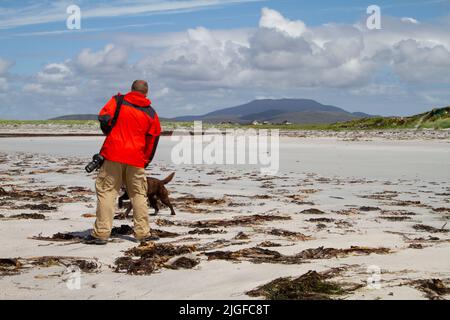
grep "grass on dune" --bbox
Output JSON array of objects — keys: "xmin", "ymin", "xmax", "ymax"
[{"xmin": 1, "ymin": 107, "xmax": 449, "ymax": 130}]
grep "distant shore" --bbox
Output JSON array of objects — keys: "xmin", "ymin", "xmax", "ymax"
[{"xmin": 0, "ymin": 121, "xmax": 449, "ymax": 141}]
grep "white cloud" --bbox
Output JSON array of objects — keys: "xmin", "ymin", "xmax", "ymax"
[
  {"xmin": 401, "ymin": 17, "xmax": 420, "ymax": 24},
  {"xmin": 390, "ymin": 39, "xmax": 450, "ymax": 82},
  {"xmin": 76, "ymin": 44, "xmax": 129, "ymax": 73},
  {"xmin": 10, "ymin": 8, "xmax": 450, "ymax": 119},
  {"xmin": 0, "ymin": 58, "xmax": 13, "ymax": 75},
  {"xmin": 0, "ymin": 0, "xmax": 265, "ymax": 29},
  {"xmin": 259, "ymin": 7, "xmax": 307, "ymax": 38},
  {"xmin": 37, "ymin": 63, "xmax": 72, "ymax": 83}
]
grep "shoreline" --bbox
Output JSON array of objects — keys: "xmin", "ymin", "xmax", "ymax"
[{"xmin": 0, "ymin": 128, "xmax": 449, "ymax": 141}]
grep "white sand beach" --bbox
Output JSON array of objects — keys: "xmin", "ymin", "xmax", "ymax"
[{"xmin": 0, "ymin": 134, "xmax": 449, "ymax": 300}]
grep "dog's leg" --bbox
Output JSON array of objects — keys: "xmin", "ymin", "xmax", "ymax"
[
  {"xmin": 124, "ymin": 202, "xmax": 132, "ymax": 219},
  {"xmin": 149, "ymin": 196, "xmax": 159, "ymax": 216},
  {"xmin": 160, "ymin": 197, "xmax": 176, "ymax": 216}
]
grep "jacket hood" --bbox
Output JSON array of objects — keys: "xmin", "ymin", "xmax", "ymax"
[{"xmin": 123, "ymin": 91, "xmax": 152, "ymax": 107}]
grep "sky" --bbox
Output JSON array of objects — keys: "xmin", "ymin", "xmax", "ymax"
[{"xmin": 0, "ymin": 0, "xmax": 449, "ymax": 119}]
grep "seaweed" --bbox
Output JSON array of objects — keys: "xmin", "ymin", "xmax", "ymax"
[
  {"xmin": 432, "ymin": 207, "xmax": 450, "ymax": 213},
  {"xmin": 411, "ymin": 279, "xmax": 450, "ymax": 300},
  {"xmin": 188, "ymin": 228, "xmax": 226, "ymax": 235},
  {"xmin": 205, "ymin": 246, "xmax": 390, "ymax": 264},
  {"xmin": 268, "ymin": 229, "xmax": 312, "ymax": 241},
  {"xmin": 17, "ymin": 204, "xmax": 57, "ymax": 211},
  {"xmin": 114, "ymin": 242, "xmax": 197, "ymax": 275},
  {"xmin": 247, "ymin": 271, "xmax": 347, "ymax": 300},
  {"xmin": 28, "ymin": 256, "xmax": 99, "ymax": 273},
  {"xmin": 9, "ymin": 213, "xmax": 46, "ymax": 220},
  {"xmin": 307, "ymin": 218, "xmax": 335, "ymax": 223},
  {"xmin": 334, "ymin": 208, "xmax": 359, "ymax": 215},
  {"xmin": 299, "ymin": 208, "xmax": 327, "ymax": 215},
  {"xmin": 413, "ymin": 224, "xmax": 448, "ymax": 233},
  {"xmin": 0, "ymin": 258, "xmax": 22, "ymax": 275},
  {"xmin": 295, "ymin": 246, "xmax": 391, "ymax": 259},
  {"xmin": 166, "ymin": 256, "xmax": 200, "ymax": 270},
  {"xmin": 234, "ymin": 232, "xmax": 250, "ymax": 240},
  {"xmin": 167, "ymin": 214, "xmax": 291, "ymax": 229},
  {"xmin": 0, "ymin": 256, "xmax": 99, "ymax": 275},
  {"xmin": 173, "ymin": 195, "xmax": 229, "ymax": 214},
  {"xmin": 31, "ymin": 232, "xmax": 82, "ymax": 242},
  {"xmin": 359, "ymin": 206, "xmax": 380, "ymax": 212},
  {"xmin": 111, "ymin": 225, "xmax": 179, "ymax": 238},
  {"xmin": 258, "ymin": 241, "xmax": 283, "ymax": 247},
  {"xmin": 205, "ymin": 247, "xmax": 286, "ymax": 264},
  {"xmin": 380, "ymin": 216, "xmax": 412, "ymax": 221},
  {"xmin": 152, "ymin": 229, "xmax": 180, "ymax": 238}
]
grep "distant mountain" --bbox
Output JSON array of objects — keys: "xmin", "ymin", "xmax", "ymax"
[
  {"xmin": 172, "ymin": 99, "xmax": 374, "ymax": 124},
  {"xmin": 50, "ymin": 114, "xmax": 98, "ymax": 120}
]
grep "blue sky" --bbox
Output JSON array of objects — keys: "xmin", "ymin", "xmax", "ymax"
[{"xmin": 0, "ymin": 0, "xmax": 450, "ymax": 119}]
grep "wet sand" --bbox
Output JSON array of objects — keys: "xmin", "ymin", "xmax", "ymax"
[{"xmin": 0, "ymin": 134, "xmax": 449, "ymax": 300}]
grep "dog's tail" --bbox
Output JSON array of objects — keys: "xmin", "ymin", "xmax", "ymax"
[{"xmin": 162, "ymin": 172, "xmax": 175, "ymax": 184}]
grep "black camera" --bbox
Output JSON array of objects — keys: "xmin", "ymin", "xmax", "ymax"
[{"xmin": 85, "ymin": 154, "xmax": 105, "ymax": 173}]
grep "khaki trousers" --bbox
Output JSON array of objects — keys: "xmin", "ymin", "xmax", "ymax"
[{"xmin": 92, "ymin": 160, "xmax": 150, "ymax": 240}]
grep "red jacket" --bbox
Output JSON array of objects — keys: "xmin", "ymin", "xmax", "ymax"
[{"xmin": 98, "ymin": 91, "xmax": 161, "ymax": 168}]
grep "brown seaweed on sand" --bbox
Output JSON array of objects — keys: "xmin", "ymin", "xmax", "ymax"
[
  {"xmin": 234, "ymin": 232, "xmax": 250, "ymax": 240},
  {"xmin": 299, "ymin": 208, "xmax": 327, "ymax": 215},
  {"xmin": 31, "ymin": 232, "xmax": 82, "ymax": 242},
  {"xmin": 413, "ymin": 224, "xmax": 449, "ymax": 233},
  {"xmin": 0, "ymin": 256, "xmax": 99, "ymax": 275},
  {"xmin": 16, "ymin": 204, "xmax": 57, "ymax": 211},
  {"xmin": 191, "ymin": 214, "xmax": 291, "ymax": 228},
  {"xmin": 9, "ymin": 213, "xmax": 46, "ymax": 220},
  {"xmin": 164, "ymin": 214, "xmax": 291, "ymax": 229},
  {"xmin": 258, "ymin": 241, "xmax": 283, "ymax": 247},
  {"xmin": 307, "ymin": 218, "xmax": 335, "ymax": 223},
  {"xmin": 205, "ymin": 246, "xmax": 391, "ymax": 265},
  {"xmin": 114, "ymin": 242, "xmax": 197, "ymax": 275},
  {"xmin": 0, "ymin": 258, "xmax": 22, "ymax": 275},
  {"xmin": 29, "ymin": 256, "xmax": 99, "ymax": 273},
  {"xmin": 295, "ymin": 246, "xmax": 391, "ymax": 259},
  {"xmin": 111, "ymin": 225, "xmax": 179, "ymax": 238},
  {"xmin": 188, "ymin": 228, "xmax": 226, "ymax": 235},
  {"xmin": 166, "ymin": 256, "xmax": 200, "ymax": 270},
  {"xmin": 247, "ymin": 270, "xmax": 352, "ymax": 300},
  {"xmin": 410, "ymin": 279, "xmax": 450, "ymax": 300},
  {"xmin": 267, "ymin": 229, "xmax": 312, "ymax": 241},
  {"xmin": 379, "ymin": 216, "xmax": 412, "ymax": 222}
]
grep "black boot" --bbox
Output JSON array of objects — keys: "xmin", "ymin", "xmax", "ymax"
[{"xmin": 83, "ymin": 235, "xmax": 108, "ymax": 245}]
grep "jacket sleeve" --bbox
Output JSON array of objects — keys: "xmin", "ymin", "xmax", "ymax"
[
  {"xmin": 98, "ymin": 97, "xmax": 117, "ymax": 135},
  {"xmin": 144, "ymin": 112, "xmax": 162, "ymax": 168}
]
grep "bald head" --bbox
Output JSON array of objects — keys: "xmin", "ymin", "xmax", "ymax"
[{"xmin": 131, "ymin": 80, "xmax": 149, "ymax": 96}]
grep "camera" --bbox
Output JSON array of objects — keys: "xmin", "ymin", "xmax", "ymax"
[{"xmin": 85, "ymin": 154, "xmax": 105, "ymax": 173}]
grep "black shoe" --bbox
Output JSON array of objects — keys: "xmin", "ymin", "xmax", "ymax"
[
  {"xmin": 136, "ymin": 234, "xmax": 160, "ymax": 243},
  {"xmin": 83, "ymin": 235, "xmax": 108, "ymax": 245}
]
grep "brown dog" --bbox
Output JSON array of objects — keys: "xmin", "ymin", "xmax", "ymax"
[{"xmin": 118, "ymin": 172, "xmax": 176, "ymax": 218}]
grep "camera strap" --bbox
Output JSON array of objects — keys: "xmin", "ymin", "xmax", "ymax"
[{"xmin": 110, "ymin": 94, "xmax": 125, "ymax": 130}]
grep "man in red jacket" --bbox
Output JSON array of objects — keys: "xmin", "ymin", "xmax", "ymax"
[{"xmin": 86, "ymin": 80, "xmax": 161, "ymax": 245}]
